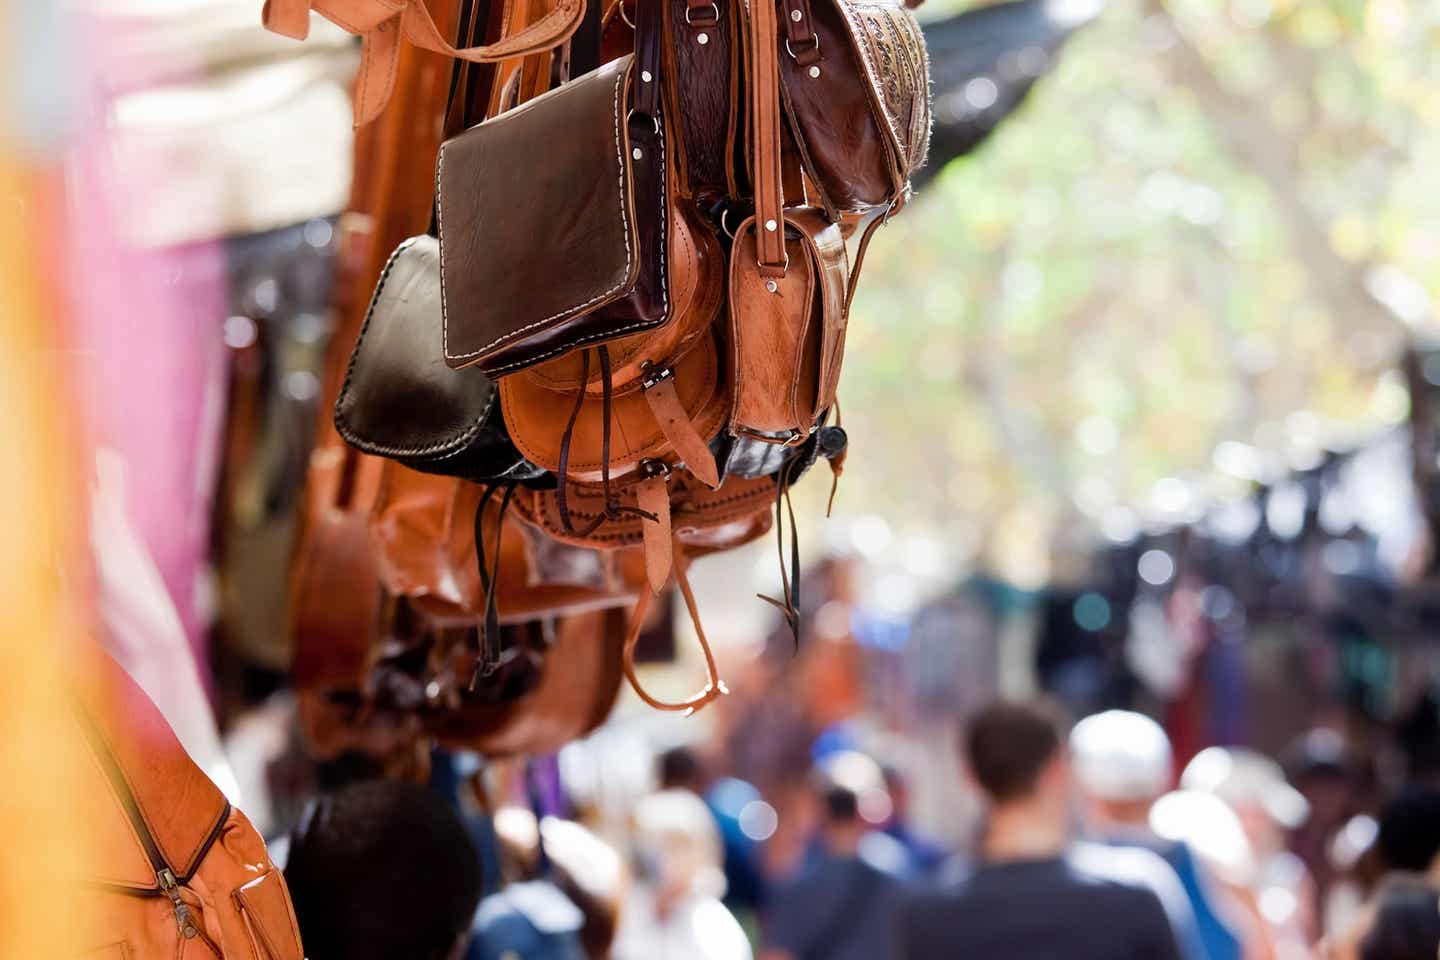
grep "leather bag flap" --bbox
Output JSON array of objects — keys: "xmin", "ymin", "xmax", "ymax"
[
  {"xmin": 438, "ymin": 56, "xmax": 647, "ymax": 373},
  {"xmin": 335, "ymin": 236, "xmax": 500, "ymax": 460}
]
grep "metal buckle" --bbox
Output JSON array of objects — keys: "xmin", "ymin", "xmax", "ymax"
[
  {"xmin": 626, "ymin": 108, "xmax": 662, "ymax": 137},
  {"xmin": 640, "ymin": 361, "xmax": 674, "ymax": 391},
  {"xmin": 735, "ymin": 425, "xmax": 814, "ymax": 447},
  {"xmin": 618, "ymin": 0, "xmax": 636, "ymax": 28},
  {"xmin": 638, "ymin": 458, "xmax": 672, "ymax": 479},
  {"xmin": 785, "ymin": 35, "xmax": 820, "ymax": 61},
  {"xmin": 685, "ymin": 1, "xmax": 720, "ymax": 26}
]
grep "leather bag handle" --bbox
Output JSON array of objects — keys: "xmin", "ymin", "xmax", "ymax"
[
  {"xmin": 745, "ymin": 0, "xmax": 787, "ymax": 276},
  {"xmin": 621, "ymin": 540, "xmax": 727, "ymax": 714},
  {"xmin": 263, "ymin": 0, "xmax": 586, "ymax": 125}
]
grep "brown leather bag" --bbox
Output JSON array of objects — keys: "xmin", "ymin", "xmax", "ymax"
[
  {"xmin": 74, "ymin": 650, "xmax": 304, "ymax": 960},
  {"xmin": 773, "ymin": 0, "xmax": 931, "ymax": 216},
  {"xmin": 437, "ymin": 50, "xmax": 669, "ymax": 375},
  {"xmin": 727, "ymin": 0, "xmax": 849, "ymax": 446}
]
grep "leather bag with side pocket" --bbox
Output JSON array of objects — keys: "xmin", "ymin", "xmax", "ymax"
[
  {"xmin": 73, "ymin": 649, "xmax": 304, "ymax": 960},
  {"xmin": 727, "ymin": 0, "xmax": 850, "ymax": 446}
]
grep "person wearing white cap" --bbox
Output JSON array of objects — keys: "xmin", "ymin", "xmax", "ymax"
[
  {"xmin": 1070, "ymin": 711, "xmax": 1246, "ymax": 960},
  {"xmin": 1181, "ymin": 747, "xmax": 1319, "ymax": 952}
]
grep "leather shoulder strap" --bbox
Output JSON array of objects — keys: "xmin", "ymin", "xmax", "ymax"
[
  {"xmin": 263, "ymin": 0, "xmax": 584, "ymax": 124},
  {"xmin": 745, "ymin": 0, "xmax": 785, "ymax": 275}
]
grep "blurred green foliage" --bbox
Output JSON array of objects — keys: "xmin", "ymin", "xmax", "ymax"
[{"xmin": 832, "ymin": 0, "xmax": 1440, "ymax": 582}]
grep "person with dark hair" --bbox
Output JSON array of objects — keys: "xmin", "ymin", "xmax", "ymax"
[
  {"xmin": 284, "ymin": 780, "xmax": 485, "ymax": 960},
  {"xmin": 1376, "ymin": 787, "xmax": 1440, "ymax": 878},
  {"xmin": 659, "ymin": 745, "xmax": 705, "ymax": 792},
  {"xmin": 762, "ymin": 752, "xmax": 909, "ymax": 960},
  {"xmin": 895, "ymin": 700, "xmax": 1184, "ymax": 959},
  {"xmin": 1325, "ymin": 878, "xmax": 1440, "ymax": 960},
  {"xmin": 1360, "ymin": 879, "xmax": 1440, "ymax": 960}
]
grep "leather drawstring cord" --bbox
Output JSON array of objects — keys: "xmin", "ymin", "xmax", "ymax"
[
  {"xmin": 758, "ymin": 455, "xmax": 802, "ymax": 648},
  {"xmin": 556, "ymin": 345, "xmax": 657, "ymax": 535},
  {"xmin": 622, "ymin": 538, "xmax": 727, "ymax": 715},
  {"xmin": 826, "ymin": 401, "xmax": 845, "ymax": 518},
  {"xmin": 470, "ymin": 480, "xmax": 518, "ymax": 688}
]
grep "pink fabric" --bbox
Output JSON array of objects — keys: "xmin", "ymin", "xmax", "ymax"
[{"xmin": 65, "ymin": 17, "xmax": 229, "ymax": 680}]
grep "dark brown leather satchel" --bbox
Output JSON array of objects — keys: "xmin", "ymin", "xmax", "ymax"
[
  {"xmin": 438, "ymin": 49, "xmax": 670, "ymax": 375},
  {"xmin": 334, "ymin": 234, "xmax": 542, "ymax": 482}
]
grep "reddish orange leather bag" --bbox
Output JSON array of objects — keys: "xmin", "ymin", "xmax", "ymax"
[{"xmin": 74, "ymin": 650, "xmax": 304, "ymax": 960}]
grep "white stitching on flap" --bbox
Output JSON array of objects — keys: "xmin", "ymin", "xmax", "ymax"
[{"xmin": 441, "ymin": 64, "xmax": 635, "ymax": 364}]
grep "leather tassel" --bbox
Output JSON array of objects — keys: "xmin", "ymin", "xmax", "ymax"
[{"xmin": 636, "ymin": 471, "xmax": 673, "ymax": 594}]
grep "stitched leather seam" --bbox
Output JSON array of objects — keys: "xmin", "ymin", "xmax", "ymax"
[
  {"xmin": 835, "ymin": 1, "xmax": 907, "ymax": 191},
  {"xmin": 442, "ymin": 66, "xmax": 635, "ymax": 364},
  {"xmin": 502, "ymin": 330, "xmax": 714, "ymax": 469},
  {"xmin": 477, "ymin": 106, "xmax": 671, "ymax": 375},
  {"xmin": 334, "ymin": 238, "xmax": 500, "ymax": 458}
]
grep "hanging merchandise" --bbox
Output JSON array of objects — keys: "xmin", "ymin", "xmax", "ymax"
[{"xmin": 268, "ymin": 0, "xmax": 931, "ymax": 740}]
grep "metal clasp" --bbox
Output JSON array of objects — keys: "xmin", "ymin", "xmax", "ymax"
[
  {"xmin": 640, "ymin": 361, "xmax": 674, "ymax": 391},
  {"xmin": 638, "ymin": 458, "xmax": 672, "ymax": 480},
  {"xmin": 685, "ymin": 1, "xmax": 720, "ymax": 26},
  {"xmin": 785, "ymin": 35, "xmax": 821, "ymax": 61}
]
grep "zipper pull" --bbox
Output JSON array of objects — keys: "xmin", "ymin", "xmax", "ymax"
[{"xmin": 157, "ymin": 868, "xmax": 198, "ymax": 939}]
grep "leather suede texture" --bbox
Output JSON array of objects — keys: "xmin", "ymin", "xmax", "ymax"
[
  {"xmin": 524, "ymin": 196, "xmax": 723, "ymax": 396},
  {"xmin": 727, "ymin": 209, "xmax": 847, "ymax": 437},
  {"xmin": 75, "ymin": 651, "xmax": 304, "ymax": 960}
]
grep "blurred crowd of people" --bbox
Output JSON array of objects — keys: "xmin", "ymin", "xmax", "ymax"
[{"xmin": 260, "ymin": 693, "xmax": 1440, "ymax": 960}]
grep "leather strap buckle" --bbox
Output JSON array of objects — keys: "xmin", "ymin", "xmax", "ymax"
[
  {"xmin": 685, "ymin": 1, "xmax": 720, "ymax": 27},
  {"xmin": 785, "ymin": 35, "xmax": 820, "ymax": 61},
  {"xmin": 638, "ymin": 458, "xmax": 672, "ymax": 479},
  {"xmin": 640, "ymin": 361, "xmax": 674, "ymax": 391},
  {"xmin": 735, "ymin": 425, "xmax": 813, "ymax": 447},
  {"xmin": 626, "ymin": 108, "xmax": 662, "ymax": 136}
]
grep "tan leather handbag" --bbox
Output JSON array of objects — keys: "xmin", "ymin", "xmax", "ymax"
[
  {"xmin": 727, "ymin": 0, "xmax": 849, "ymax": 447},
  {"xmin": 74, "ymin": 650, "xmax": 304, "ymax": 960}
]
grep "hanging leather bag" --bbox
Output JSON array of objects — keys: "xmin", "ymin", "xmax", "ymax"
[
  {"xmin": 74, "ymin": 650, "xmax": 304, "ymax": 960},
  {"xmin": 437, "ymin": 40, "xmax": 670, "ymax": 375},
  {"xmin": 726, "ymin": 0, "xmax": 849, "ymax": 447},
  {"xmin": 770, "ymin": 0, "xmax": 931, "ymax": 215}
]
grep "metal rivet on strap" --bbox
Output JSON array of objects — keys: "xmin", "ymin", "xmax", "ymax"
[
  {"xmin": 766, "ymin": 280, "xmax": 779, "ymax": 293},
  {"xmin": 791, "ymin": 8, "xmax": 803, "ymax": 20},
  {"xmin": 809, "ymin": 65, "xmax": 821, "ymax": 78},
  {"xmin": 641, "ymin": 70, "xmax": 653, "ymax": 82},
  {"xmin": 633, "ymin": 147, "xmax": 643, "ymax": 160},
  {"xmin": 765, "ymin": 218, "xmax": 777, "ymax": 232},
  {"xmin": 697, "ymin": 31, "xmax": 709, "ymax": 43}
]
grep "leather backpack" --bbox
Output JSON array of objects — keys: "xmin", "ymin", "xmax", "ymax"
[{"xmin": 73, "ymin": 650, "xmax": 304, "ymax": 960}]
